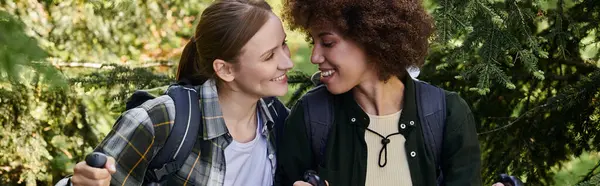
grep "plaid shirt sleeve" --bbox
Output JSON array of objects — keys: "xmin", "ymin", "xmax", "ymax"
[{"xmin": 94, "ymin": 95, "xmax": 175, "ymax": 186}]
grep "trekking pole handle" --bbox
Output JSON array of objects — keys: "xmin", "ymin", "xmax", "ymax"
[
  {"xmin": 497, "ymin": 174, "xmax": 524, "ymax": 186},
  {"xmin": 303, "ymin": 170, "xmax": 327, "ymax": 186},
  {"xmin": 85, "ymin": 152, "xmax": 107, "ymax": 168}
]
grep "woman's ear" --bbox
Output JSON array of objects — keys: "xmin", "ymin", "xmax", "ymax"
[{"xmin": 213, "ymin": 59, "xmax": 235, "ymax": 82}]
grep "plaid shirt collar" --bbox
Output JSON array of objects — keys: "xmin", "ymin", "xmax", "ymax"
[{"xmin": 199, "ymin": 79, "xmax": 275, "ymax": 140}]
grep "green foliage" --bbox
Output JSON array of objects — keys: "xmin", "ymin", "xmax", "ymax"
[
  {"xmin": 70, "ymin": 64, "xmax": 173, "ymax": 110},
  {"xmin": 0, "ymin": 0, "xmax": 209, "ymax": 185},
  {"xmin": 1, "ymin": 0, "xmax": 599, "ymax": 185},
  {"xmin": 576, "ymin": 172, "xmax": 600, "ymax": 186},
  {"xmin": 553, "ymin": 152, "xmax": 600, "ymax": 185},
  {"xmin": 0, "ymin": 82, "xmax": 91, "ymax": 185},
  {"xmin": 285, "ymin": 71, "xmax": 314, "ymax": 107},
  {"xmin": 1, "ymin": 0, "xmax": 212, "ymax": 65},
  {"xmin": 431, "ymin": 0, "xmax": 548, "ymax": 94},
  {"xmin": 418, "ymin": 0, "xmax": 600, "ymax": 184},
  {"xmin": 0, "ymin": 10, "xmax": 65, "ymax": 88},
  {"xmin": 0, "ymin": 66, "xmax": 173, "ymax": 185}
]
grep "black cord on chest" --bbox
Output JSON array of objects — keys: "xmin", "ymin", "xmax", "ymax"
[{"xmin": 365, "ymin": 128, "xmax": 402, "ymax": 167}]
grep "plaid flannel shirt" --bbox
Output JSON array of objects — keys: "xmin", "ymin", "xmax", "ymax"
[{"xmin": 88, "ymin": 79, "xmax": 281, "ymax": 186}]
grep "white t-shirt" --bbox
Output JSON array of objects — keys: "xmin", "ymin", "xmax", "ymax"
[
  {"xmin": 224, "ymin": 111, "xmax": 272, "ymax": 186},
  {"xmin": 365, "ymin": 110, "xmax": 413, "ymax": 186}
]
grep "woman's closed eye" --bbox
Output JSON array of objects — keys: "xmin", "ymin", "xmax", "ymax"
[
  {"xmin": 265, "ymin": 52, "xmax": 275, "ymax": 60},
  {"xmin": 308, "ymin": 40, "xmax": 333, "ymax": 48},
  {"xmin": 265, "ymin": 40, "xmax": 289, "ymax": 61},
  {"xmin": 322, "ymin": 42, "xmax": 334, "ymax": 47}
]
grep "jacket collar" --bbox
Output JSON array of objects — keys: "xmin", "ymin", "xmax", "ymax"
[
  {"xmin": 198, "ymin": 79, "xmax": 275, "ymax": 140},
  {"xmin": 342, "ymin": 75, "xmax": 419, "ymax": 129}
]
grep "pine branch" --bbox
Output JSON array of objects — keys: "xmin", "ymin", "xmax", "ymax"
[
  {"xmin": 69, "ymin": 64, "xmax": 172, "ymax": 86},
  {"xmin": 546, "ymin": 71, "xmax": 580, "ymax": 81},
  {"xmin": 517, "ymin": 50, "xmax": 545, "ymax": 80},
  {"xmin": 557, "ymin": 58, "xmax": 597, "ymax": 69},
  {"xmin": 287, "ymin": 70, "xmax": 312, "ymax": 84},
  {"xmin": 478, "ymin": 102, "xmax": 546, "ymax": 135},
  {"xmin": 491, "ymin": 63, "xmax": 515, "ymax": 89},
  {"xmin": 578, "ymin": 160, "xmax": 600, "ymax": 184},
  {"xmin": 432, "ymin": 0, "xmax": 473, "ymax": 43},
  {"xmin": 284, "ymin": 70, "xmax": 315, "ymax": 107},
  {"xmin": 479, "ymin": 69, "xmax": 600, "ymax": 135},
  {"xmin": 52, "ymin": 61, "xmax": 176, "ymax": 69},
  {"xmin": 68, "ymin": 64, "xmax": 173, "ymax": 102},
  {"xmin": 286, "ymin": 81, "xmax": 314, "ymax": 108},
  {"xmin": 508, "ymin": 1, "xmax": 537, "ymax": 48}
]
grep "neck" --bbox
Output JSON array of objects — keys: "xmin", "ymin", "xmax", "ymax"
[
  {"xmin": 353, "ymin": 75, "xmax": 405, "ymax": 116},
  {"xmin": 217, "ymin": 85, "xmax": 259, "ymax": 131}
]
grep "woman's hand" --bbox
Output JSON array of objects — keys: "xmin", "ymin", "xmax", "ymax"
[
  {"xmin": 292, "ymin": 180, "xmax": 329, "ymax": 186},
  {"xmin": 71, "ymin": 156, "xmax": 116, "ymax": 186}
]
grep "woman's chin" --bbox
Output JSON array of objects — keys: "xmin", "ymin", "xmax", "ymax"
[
  {"xmin": 263, "ymin": 89, "xmax": 288, "ymax": 98},
  {"xmin": 325, "ymin": 84, "xmax": 351, "ymax": 95}
]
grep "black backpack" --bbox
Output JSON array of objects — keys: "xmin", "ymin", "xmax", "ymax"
[
  {"xmin": 301, "ymin": 72, "xmax": 447, "ymax": 184},
  {"xmin": 124, "ymin": 81, "xmax": 288, "ymax": 184}
]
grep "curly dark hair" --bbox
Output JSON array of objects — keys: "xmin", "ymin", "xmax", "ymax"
[{"xmin": 282, "ymin": 0, "xmax": 435, "ymax": 80}]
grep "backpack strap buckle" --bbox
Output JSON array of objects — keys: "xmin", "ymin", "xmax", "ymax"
[{"xmin": 147, "ymin": 161, "xmax": 181, "ymax": 182}]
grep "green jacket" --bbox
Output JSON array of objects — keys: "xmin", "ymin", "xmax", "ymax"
[{"xmin": 275, "ymin": 77, "xmax": 482, "ymax": 186}]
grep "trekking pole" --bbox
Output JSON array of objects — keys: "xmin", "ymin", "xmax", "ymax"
[
  {"xmin": 85, "ymin": 152, "xmax": 108, "ymax": 168},
  {"xmin": 303, "ymin": 170, "xmax": 327, "ymax": 186},
  {"xmin": 497, "ymin": 174, "xmax": 524, "ymax": 186}
]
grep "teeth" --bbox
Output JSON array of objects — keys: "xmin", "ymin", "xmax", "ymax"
[
  {"xmin": 321, "ymin": 70, "xmax": 335, "ymax": 77},
  {"xmin": 271, "ymin": 74, "xmax": 286, "ymax": 81}
]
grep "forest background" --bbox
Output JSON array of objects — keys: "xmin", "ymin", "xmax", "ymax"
[{"xmin": 1, "ymin": 0, "xmax": 600, "ymax": 185}]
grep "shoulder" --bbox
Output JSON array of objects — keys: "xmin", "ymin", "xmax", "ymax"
[
  {"xmin": 130, "ymin": 95, "xmax": 175, "ymax": 119},
  {"xmin": 291, "ymin": 84, "xmax": 330, "ymax": 111},
  {"xmin": 95, "ymin": 94, "xmax": 176, "ymax": 162},
  {"xmin": 298, "ymin": 84, "xmax": 335, "ymax": 105},
  {"xmin": 443, "ymin": 90, "xmax": 473, "ymax": 115},
  {"xmin": 413, "ymin": 79, "xmax": 472, "ymax": 114},
  {"xmin": 120, "ymin": 94, "xmax": 176, "ymax": 135},
  {"xmin": 441, "ymin": 90, "xmax": 477, "ymax": 135},
  {"xmin": 303, "ymin": 84, "xmax": 330, "ymax": 97},
  {"xmin": 412, "ymin": 80, "xmax": 474, "ymax": 125}
]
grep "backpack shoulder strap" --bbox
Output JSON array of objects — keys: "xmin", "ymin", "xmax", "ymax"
[
  {"xmin": 414, "ymin": 79, "xmax": 447, "ymax": 182},
  {"xmin": 125, "ymin": 86, "xmax": 171, "ymax": 110},
  {"xmin": 125, "ymin": 91, "xmax": 156, "ymax": 110},
  {"xmin": 145, "ymin": 84, "xmax": 201, "ymax": 183},
  {"xmin": 301, "ymin": 84, "xmax": 334, "ymax": 167}
]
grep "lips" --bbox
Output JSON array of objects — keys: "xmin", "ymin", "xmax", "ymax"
[
  {"xmin": 321, "ymin": 69, "xmax": 336, "ymax": 77},
  {"xmin": 271, "ymin": 74, "xmax": 287, "ymax": 81}
]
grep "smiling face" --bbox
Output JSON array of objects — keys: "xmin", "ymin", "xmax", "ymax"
[
  {"xmin": 309, "ymin": 26, "xmax": 376, "ymax": 94},
  {"xmin": 282, "ymin": 0, "xmax": 436, "ymax": 94},
  {"xmin": 219, "ymin": 13, "xmax": 294, "ymax": 98}
]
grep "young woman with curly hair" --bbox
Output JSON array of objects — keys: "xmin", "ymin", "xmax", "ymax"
[{"xmin": 275, "ymin": 0, "xmax": 483, "ymax": 185}]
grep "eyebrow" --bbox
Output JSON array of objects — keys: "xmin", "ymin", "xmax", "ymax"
[{"xmin": 318, "ymin": 32, "xmax": 333, "ymax": 37}]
